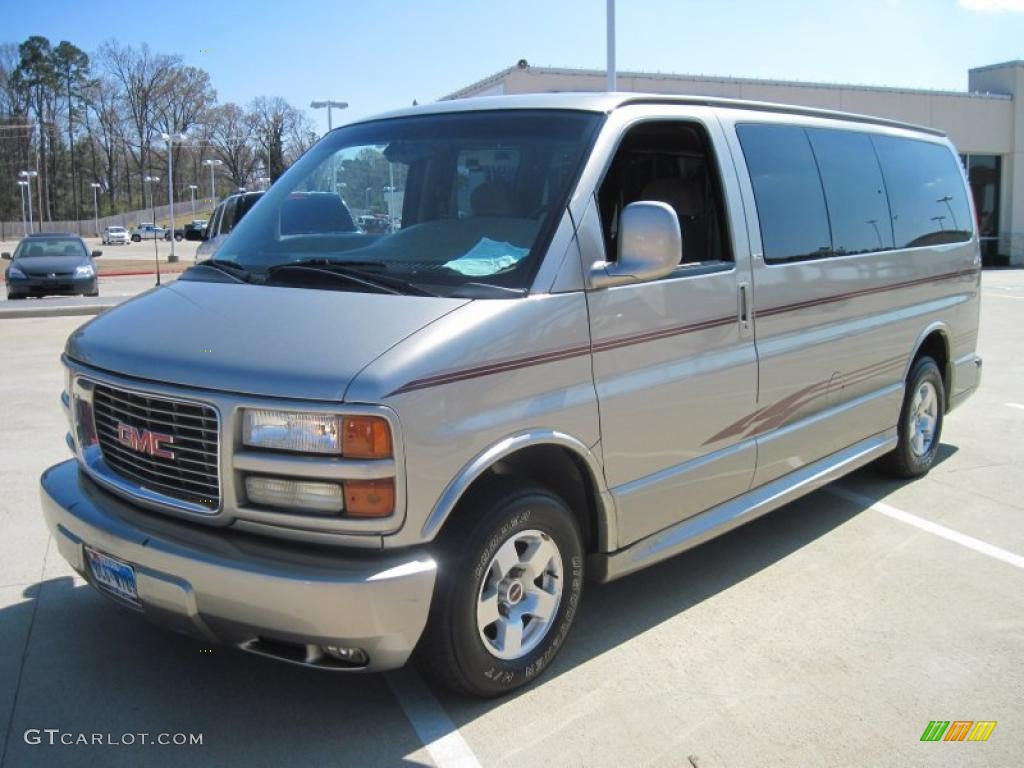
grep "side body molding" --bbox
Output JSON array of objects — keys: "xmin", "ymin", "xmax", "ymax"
[{"xmin": 420, "ymin": 430, "xmax": 617, "ymax": 551}]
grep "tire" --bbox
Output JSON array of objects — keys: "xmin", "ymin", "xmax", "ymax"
[
  {"xmin": 131, "ymin": 235, "xmax": 141, "ymax": 242},
  {"xmin": 7, "ymin": 293, "xmax": 25, "ymax": 300},
  {"xmin": 878, "ymin": 356, "xmax": 945, "ymax": 477},
  {"xmin": 417, "ymin": 477, "xmax": 584, "ymax": 697}
]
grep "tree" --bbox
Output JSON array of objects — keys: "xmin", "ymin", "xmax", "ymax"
[
  {"xmin": 207, "ymin": 102, "xmax": 258, "ymax": 188},
  {"xmin": 99, "ymin": 41, "xmax": 179, "ymax": 209},
  {"xmin": 53, "ymin": 41, "xmax": 90, "ymax": 221},
  {"xmin": 250, "ymin": 96, "xmax": 308, "ymax": 181},
  {"xmin": 11, "ymin": 36, "xmax": 58, "ymax": 222}
]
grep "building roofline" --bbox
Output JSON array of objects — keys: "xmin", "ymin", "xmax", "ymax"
[
  {"xmin": 444, "ymin": 64, "xmax": 1012, "ymax": 102},
  {"xmin": 968, "ymin": 59, "xmax": 1024, "ymax": 74},
  {"xmin": 442, "ymin": 66, "xmax": 518, "ymax": 100}
]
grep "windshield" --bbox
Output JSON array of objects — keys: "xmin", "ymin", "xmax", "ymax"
[
  {"xmin": 213, "ymin": 110, "xmax": 601, "ymax": 296},
  {"xmin": 15, "ymin": 238, "xmax": 87, "ymax": 259}
]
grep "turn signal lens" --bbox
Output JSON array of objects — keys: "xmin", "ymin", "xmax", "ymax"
[
  {"xmin": 342, "ymin": 416, "xmax": 392, "ymax": 459},
  {"xmin": 344, "ymin": 479, "xmax": 395, "ymax": 517}
]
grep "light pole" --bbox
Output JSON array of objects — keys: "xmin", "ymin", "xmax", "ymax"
[
  {"xmin": 309, "ymin": 99, "xmax": 348, "ymax": 132},
  {"xmin": 188, "ymin": 184, "xmax": 198, "ymax": 218},
  {"xmin": 144, "ymin": 175, "xmax": 161, "ymax": 284},
  {"xmin": 162, "ymin": 132, "xmax": 187, "ymax": 263},
  {"xmin": 607, "ymin": 0, "xmax": 616, "ymax": 91},
  {"xmin": 203, "ymin": 158, "xmax": 223, "ymax": 206},
  {"xmin": 18, "ymin": 170, "xmax": 38, "ymax": 233},
  {"xmin": 90, "ymin": 182, "xmax": 102, "ymax": 237},
  {"xmin": 16, "ymin": 180, "xmax": 29, "ymax": 236},
  {"xmin": 256, "ymin": 176, "xmax": 271, "ymax": 191}
]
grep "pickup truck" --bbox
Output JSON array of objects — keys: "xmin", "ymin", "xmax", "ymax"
[{"xmin": 129, "ymin": 223, "xmax": 165, "ymax": 242}]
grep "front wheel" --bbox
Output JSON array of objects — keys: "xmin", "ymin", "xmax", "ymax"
[
  {"xmin": 130, "ymin": 235, "xmax": 141, "ymax": 242},
  {"xmin": 879, "ymin": 356, "xmax": 944, "ymax": 477},
  {"xmin": 417, "ymin": 478, "xmax": 584, "ymax": 697}
]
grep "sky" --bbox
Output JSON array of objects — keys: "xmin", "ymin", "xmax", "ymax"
[{"xmin": 3, "ymin": 0, "xmax": 1023, "ymax": 134}]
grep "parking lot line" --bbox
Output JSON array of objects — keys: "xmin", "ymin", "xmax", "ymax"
[
  {"xmin": 829, "ymin": 486, "xmax": 1024, "ymax": 570},
  {"xmin": 1005, "ymin": 403, "xmax": 1024, "ymax": 411},
  {"xmin": 387, "ymin": 668, "xmax": 482, "ymax": 768}
]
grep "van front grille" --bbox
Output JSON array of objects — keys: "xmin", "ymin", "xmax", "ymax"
[{"xmin": 92, "ymin": 383, "xmax": 220, "ymax": 510}]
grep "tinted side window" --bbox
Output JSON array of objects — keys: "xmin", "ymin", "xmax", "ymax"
[
  {"xmin": 872, "ymin": 136, "xmax": 972, "ymax": 248},
  {"xmin": 219, "ymin": 197, "xmax": 241, "ymax": 235},
  {"xmin": 807, "ymin": 128, "xmax": 894, "ymax": 255},
  {"xmin": 737, "ymin": 124, "xmax": 832, "ymax": 263}
]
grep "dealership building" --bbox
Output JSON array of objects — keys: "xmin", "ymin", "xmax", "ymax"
[{"xmin": 446, "ymin": 60, "xmax": 1024, "ymax": 266}]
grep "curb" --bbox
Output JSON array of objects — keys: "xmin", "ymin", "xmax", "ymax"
[{"xmin": 0, "ymin": 303, "xmax": 117, "ymax": 320}]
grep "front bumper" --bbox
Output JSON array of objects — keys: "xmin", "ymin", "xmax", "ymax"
[
  {"xmin": 8, "ymin": 275, "xmax": 96, "ymax": 296},
  {"xmin": 41, "ymin": 459, "xmax": 436, "ymax": 672}
]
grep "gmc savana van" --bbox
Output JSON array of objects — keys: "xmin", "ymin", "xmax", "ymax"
[{"xmin": 42, "ymin": 93, "xmax": 981, "ymax": 696}]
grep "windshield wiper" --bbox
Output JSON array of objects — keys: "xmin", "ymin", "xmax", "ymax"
[
  {"xmin": 186, "ymin": 259, "xmax": 252, "ymax": 283},
  {"xmin": 265, "ymin": 259, "xmax": 437, "ymax": 296}
]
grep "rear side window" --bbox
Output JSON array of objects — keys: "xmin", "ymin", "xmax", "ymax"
[
  {"xmin": 872, "ymin": 136, "xmax": 972, "ymax": 248},
  {"xmin": 736, "ymin": 124, "xmax": 832, "ymax": 263},
  {"xmin": 219, "ymin": 197, "xmax": 242, "ymax": 236},
  {"xmin": 807, "ymin": 128, "xmax": 894, "ymax": 255}
]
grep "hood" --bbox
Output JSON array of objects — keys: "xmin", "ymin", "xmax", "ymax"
[
  {"xmin": 14, "ymin": 255, "xmax": 87, "ymax": 274},
  {"xmin": 66, "ymin": 280, "xmax": 470, "ymax": 401}
]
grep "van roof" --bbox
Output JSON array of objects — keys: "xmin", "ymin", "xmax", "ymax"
[{"xmin": 366, "ymin": 92, "xmax": 945, "ymax": 138}]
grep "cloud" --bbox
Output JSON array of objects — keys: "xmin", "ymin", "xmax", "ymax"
[{"xmin": 958, "ymin": 0, "xmax": 1024, "ymax": 11}]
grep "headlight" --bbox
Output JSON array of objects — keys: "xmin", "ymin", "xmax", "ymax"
[
  {"xmin": 74, "ymin": 264, "xmax": 95, "ymax": 278},
  {"xmin": 7, "ymin": 264, "xmax": 26, "ymax": 279},
  {"xmin": 243, "ymin": 409, "xmax": 342, "ymax": 454},
  {"xmin": 242, "ymin": 409, "xmax": 393, "ymax": 458}
]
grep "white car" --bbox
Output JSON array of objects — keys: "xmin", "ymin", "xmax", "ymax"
[{"xmin": 102, "ymin": 225, "xmax": 130, "ymax": 245}]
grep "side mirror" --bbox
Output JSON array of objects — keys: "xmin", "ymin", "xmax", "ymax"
[
  {"xmin": 1, "ymin": 252, "xmax": 11, "ymax": 260},
  {"xmin": 588, "ymin": 201, "xmax": 681, "ymax": 289},
  {"xmin": 91, "ymin": 250, "xmax": 102, "ymax": 258}
]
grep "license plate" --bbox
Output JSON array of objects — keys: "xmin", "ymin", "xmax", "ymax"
[{"xmin": 85, "ymin": 546, "xmax": 139, "ymax": 603}]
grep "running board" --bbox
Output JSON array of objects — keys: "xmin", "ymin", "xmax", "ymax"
[{"xmin": 589, "ymin": 430, "xmax": 897, "ymax": 583}]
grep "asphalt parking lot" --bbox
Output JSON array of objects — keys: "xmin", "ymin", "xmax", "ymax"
[{"xmin": 0, "ymin": 271, "xmax": 1021, "ymax": 767}]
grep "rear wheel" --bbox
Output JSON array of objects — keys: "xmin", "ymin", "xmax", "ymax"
[
  {"xmin": 130, "ymin": 234, "xmax": 140, "ymax": 242},
  {"xmin": 879, "ymin": 356, "xmax": 944, "ymax": 477},
  {"xmin": 417, "ymin": 478, "xmax": 584, "ymax": 697}
]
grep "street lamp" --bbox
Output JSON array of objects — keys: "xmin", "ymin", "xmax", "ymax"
[
  {"xmin": 162, "ymin": 132, "xmax": 188, "ymax": 263},
  {"xmin": 309, "ymin": 99, "xmax": 348, "ymax": 132},
  {"xmin": 90, "ymin": 182, "xmax": 102, "ymax": 237},
  {"xmin": 18, "ymin": 170, "xmax": 38, "ymax": 233},
  {"xmin": 188, "ymin": 184, "xmax": 198, "ymax": 218},
  {"xmin": 144, "ymin": 175, "xmax": 161, "ymax": 284},
  {"xmin": 203, "ymin": 158, "xmax": 223, "ymax": 205},
  {"xmin": 16, "ymin": 180, "xmax": 29, "ymax": 236},
  {"xmin": 256, "ymin": 176, "xmax": 271, "ymax": 190}
]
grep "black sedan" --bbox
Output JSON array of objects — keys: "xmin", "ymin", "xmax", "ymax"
[{"xmin": 3, "ymin": 233, "xmax": 101, "ymax": 300}]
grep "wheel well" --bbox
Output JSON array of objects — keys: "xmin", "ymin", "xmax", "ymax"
[
  {"xmin": 913, "ymin": 330, "xmax": 950, "ymax": 410},
  {"xmin": 444, "ymin": 444, "xmax": 603, "ymax": 554}
]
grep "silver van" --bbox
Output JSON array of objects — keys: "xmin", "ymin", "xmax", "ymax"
[{"xmin": 41, "ymin": 93, "xmax": 982, "ymax": 696}]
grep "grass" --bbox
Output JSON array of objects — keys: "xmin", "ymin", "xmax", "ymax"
[{"xmin": 95, "ymin": 258, "xmax": 189, "ymax": 275}]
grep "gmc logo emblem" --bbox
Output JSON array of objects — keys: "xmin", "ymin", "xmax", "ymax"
[{"xmin": 116, "ymin": 423, "xmax": 175, "ymax": 460}]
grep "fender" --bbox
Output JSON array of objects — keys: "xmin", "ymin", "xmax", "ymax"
[
  {"xmin": 904, "ymin": 320, "xmax": 952, "ymax": 403},
  {"xmin": 420, "ymin": 429, "xmax": 618, "ymax": 551}
]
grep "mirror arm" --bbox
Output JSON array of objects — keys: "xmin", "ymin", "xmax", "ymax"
[{"xmin": 588, "ymin": 261, "xmax": 638, "ymax": 289}]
